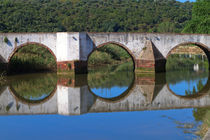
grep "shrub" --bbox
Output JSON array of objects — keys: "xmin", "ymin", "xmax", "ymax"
[{"xmin": 4, "ymin": 37, "xmax": 9, "ymax": 43}]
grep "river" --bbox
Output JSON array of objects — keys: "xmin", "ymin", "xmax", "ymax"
[{"xmin": 0, "ymin": 62, "xmax": 209, "ymax": 140}]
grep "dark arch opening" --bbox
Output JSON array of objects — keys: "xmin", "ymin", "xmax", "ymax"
[
  {"xmin": 8, "ymin": 42, "xmax": 57, "ymax": 74},
  {"xmin": 87, "ymin": 41, "xmax": 136, "ymax": 71},
  {"xmin": 166, "ymin": 42, "xmax": 209, "ymax": 97},
  {"xmin": 166, "ymin": 42, "xmax": 210, "ymax": 70},
  {"xmin": 0, "ymin": 55, "xmax": 7, "ymax": 74},
  {"xmin": 87, "ymin": 42, "xmax": 135, "ymax": 101}
]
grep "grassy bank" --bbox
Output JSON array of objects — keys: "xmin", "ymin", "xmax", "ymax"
[
  {"xmin": 88, "ymin": 44, "xmax": 133, "ymax": 67},
  {"xmin": 166, "ymin": 54, "xmax": 209, "ymax": 71},
  {"xmin": 9, "ymin": 44, "xmax": 57, "ymax": 74}
]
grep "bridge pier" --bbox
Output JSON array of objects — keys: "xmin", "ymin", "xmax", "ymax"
[
  {"xmin": 136, "ymin": 40, "xmax": 166, "ymax": 73},
  {"xmin": 57, "ymin": 60, "xmax": 88, "ymax": 74},
  {"xmin": 56, "ymin": 32, "xmax": 94, "ymax": 74},
  {"xmin": 57, "ymin": 85, "xmax": 95, "ymax": 115}
]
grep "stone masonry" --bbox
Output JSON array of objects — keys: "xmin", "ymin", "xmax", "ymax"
[{"xmin": 0, "ymin": 32, "xmax": 210, "ymax": 73}]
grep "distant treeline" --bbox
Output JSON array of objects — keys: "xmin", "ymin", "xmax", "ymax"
[
  {"xmin": 0, "ymin": 0, "xmax": 192, "ymax": 33},
  {"xmin": 166, "ymin": 54, "xmax": 209, "ymax": 71}
]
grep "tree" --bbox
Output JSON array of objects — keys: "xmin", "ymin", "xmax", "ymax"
[
  {"xmin": 157, "ymin": 21, "xmax": 176, "ymax": 33},
  {"xmin": 182, "ymin": 0, "xmax": 210, "ymax": 34},
  {"xmin": 0, "ymin": 0, "xmax": 193, "ymax": 33}
]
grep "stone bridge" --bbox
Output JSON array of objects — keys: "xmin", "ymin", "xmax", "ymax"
[
  {"xmin": 0, "ymin": 32, "xmax": 210, "ymax": 73},
  {"xmin": 0, "ymin": 75, "xmax": 210, "ymax": 115}
]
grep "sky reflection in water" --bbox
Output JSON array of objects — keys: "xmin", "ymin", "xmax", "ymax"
[
  {"xmin": 169, "ymin": 77, "xmax": 208, "ymax": 96},
  {"xmin": 91, "ymin": 86, "xmax": 128, "ymax": 99}
]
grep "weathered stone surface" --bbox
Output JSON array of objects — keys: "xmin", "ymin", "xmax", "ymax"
[
  {"xmin": 0, "ymin": 32, "xmax": 210, "ymax": 73},
  {"xmin": 136, "ymin": 40, "xmax": 166, "ymax": 72},
  {"xmin": 203, "ymin": 128, "xmax": 210, "ymax": 140}
]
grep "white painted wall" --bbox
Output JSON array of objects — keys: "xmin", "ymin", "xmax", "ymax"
[{"xmin": 56, "ymin": 32, "xmax": 80, "ymax": 61}]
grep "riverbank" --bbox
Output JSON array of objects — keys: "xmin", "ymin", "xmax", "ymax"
[
  {"xmin": 88, "ymin": 44, "xmax": 133, "ymax": 67},
  {"xmin": 166, "ymin": 54, "xmax": 209, "ymax": 71}
]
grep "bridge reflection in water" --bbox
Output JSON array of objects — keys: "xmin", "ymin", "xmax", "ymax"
[{"xmin": 0, "ymin": 71, "xmax": 209, "ymax": 116}]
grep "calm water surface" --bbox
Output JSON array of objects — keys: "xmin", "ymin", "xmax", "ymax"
[{"xmin": 0, "ymin": 64, "xmax": 209, "ymax": 140}]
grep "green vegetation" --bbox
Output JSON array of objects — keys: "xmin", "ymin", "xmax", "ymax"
[
  {"xmin": 3, "ymin": 37, "xmax": 8, "ymax": 43},
  {"xmin": 193, "ymin": 107, "xmax": 210, "ymax": 138},
  {"xmin": 10, "ymin": 73, "xmax": 57, "ymax": 101},
  {"xmin": 88, "ymin": 62, "xmax": 134, "ymax": 89},
  {"xmin": 88, "ymin": 44, "xmax": 133, "ymax": 67},
  {"xmin": 9, "ymin": 44, "xmax": 57, "ymax": 74},
  {"xmin": 0, "ymin": 0, "xmax": 208, "ymax": 34},
  {"xmin": 166, "ymin": 70, "xmax": 208, "ymax": 85},
  {"xmin": 185, "ymin": 80, "xmax": 204, "ymax": 96},
  {"xmin": 182, "ymin": 0, "xmax": 210, "ymax": 34},
  {"xmin": 166, "ymin": 54, "xmax": 209, "ymax": 71},
  {"xmin": 0, "ymin": 0, "xmax": 192, "ymax": 33}
]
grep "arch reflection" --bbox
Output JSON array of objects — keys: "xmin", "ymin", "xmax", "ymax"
[
  {"xmin": 9, "ymin": 73, "xmax": 57, "ymax": 105},
  {"xmin": 166, "ymin": 43, "xmax": 210, "ymax": 98},
  {"xmin": 167, "ymin": 71, "xmax": 210, "ymax": 98},
  {"xmin": 88, "ymin": 64, "xmax": 135, "ymax": 101}
]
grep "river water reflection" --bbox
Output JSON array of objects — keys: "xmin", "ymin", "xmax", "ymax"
[{"xmin": 0, "ymin": 65, "xmax": 210, "ymax": 139}]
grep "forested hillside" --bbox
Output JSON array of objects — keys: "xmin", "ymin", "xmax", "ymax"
[
  {"xmin": 182, "ymin": 0, "xmax": 210, "ymax": 34},
  {"xmin": 0, "ymin": 0, "xmax": 192, "ymax": 33}
]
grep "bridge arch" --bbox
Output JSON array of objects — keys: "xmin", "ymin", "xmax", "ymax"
[
  {"xmin": 166, "ymin": 42, "xmax": 210, "ymax": 99},
  {"xmin": 166, "ymin": 42, "xmax": 210, "ymax": 69},
  {"xmin": 8, "ymin": 42, "xmax": 57, "ymax": 63},
  {"xmin": 87, "ymin": 41, "xmax": 136, "ymax": 71}
]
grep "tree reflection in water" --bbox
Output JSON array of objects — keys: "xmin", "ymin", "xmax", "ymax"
[
  {"xmin": 88, "ymin": 62, "xmax": 134, "ymax": 99},
  {"xmin": 9, "ymin": 73, "xmax": 57, "ymax": 103},
  {"xmin": 166, "ymin": 52, "xmax": 209, "ymax": 97}
]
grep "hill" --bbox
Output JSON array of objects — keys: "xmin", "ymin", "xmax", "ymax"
[{"xmin": 0, "ymin": 0, "xmax": 192, "ymax": 33}]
